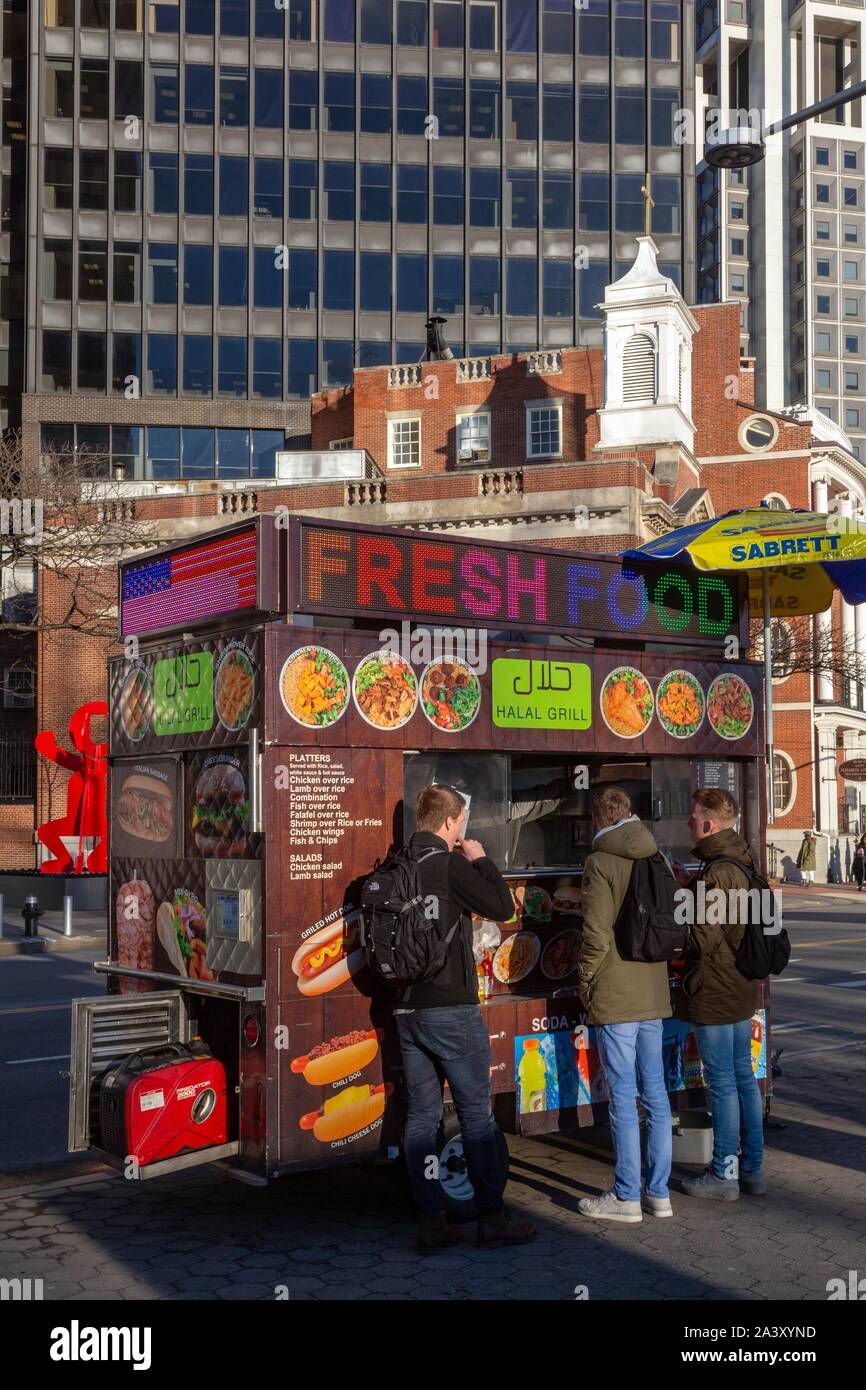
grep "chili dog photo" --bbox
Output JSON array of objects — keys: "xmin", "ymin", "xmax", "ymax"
[
  {"xmin": 292, "ymin": 912, "xmax": 364, "ymax": 996},
  {"xmin": 117, "ymin": 772, "xmax": 173, "ymax": 843},
  {"xmin": 299, "ymin": 1083, "xmax": 389, "ymax": 1144},
  {"xmin": 291, "ymin": 1029, "xmax": 381, "ymax": 1086}
]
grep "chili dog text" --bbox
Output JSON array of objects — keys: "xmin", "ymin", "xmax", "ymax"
[{"xmin": 291, "ymin": 1029, "xmax": 380, "ymax": 1086}]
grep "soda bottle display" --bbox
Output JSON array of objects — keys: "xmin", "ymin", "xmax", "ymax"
[
  {"xmin": 663, "ymin": 1035, "xmax": 685, "ymax": 1093},
  {"xmin": 517, "ymin": 1038, "xmax": 548, "ymax": 1114}
]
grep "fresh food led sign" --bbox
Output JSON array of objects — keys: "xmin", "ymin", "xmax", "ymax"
[{"xmin": 298, "ymin": 525, "xmax": 738, "ymax": 644}]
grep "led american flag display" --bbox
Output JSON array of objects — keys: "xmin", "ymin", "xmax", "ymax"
[{"xmin": 121, "ymin": 526, "xmax": 259, "ymax": 636}]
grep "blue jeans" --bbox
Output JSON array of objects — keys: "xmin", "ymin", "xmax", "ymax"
[
  {"xmin": 695, "ymin": 1019, "xmax": 764, "ymax": 1179},
  {"xmin": 596, "ymin": 1019, "xmax": 672, "ymax": 1202},
  {"xmin": 396, "ymin": 1004, "xmax": 504, "ymax": 1217}
]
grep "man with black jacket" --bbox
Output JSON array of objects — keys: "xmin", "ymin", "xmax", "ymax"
[{"xmin": 397, "ymin": 783, "xmax": 537, "ymax": 1254}]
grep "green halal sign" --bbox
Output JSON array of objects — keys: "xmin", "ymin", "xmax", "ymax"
[
  {"xmin": 154, "ymin": 652, "xmax": 214, "ymax": 735},
  {"xmin": 492, "ymin": 659, "xmax": 592, "ymax": 730}
]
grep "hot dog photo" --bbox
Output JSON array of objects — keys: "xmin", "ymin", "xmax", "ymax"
[
  {"xmin": 292, "ymin": 912, "xmax": 364, "ymax": 996},
  {"xmin": 299, "ymin": 1083, "xmax": 390, "ymax": 1144},
  {"xmin": 291, "ymin": 1029, "xmax": 381, "ymax": 1086}
]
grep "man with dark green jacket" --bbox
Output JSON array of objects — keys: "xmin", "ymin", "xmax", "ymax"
[
  {"xmin": 677, "ymin": 787, "xmax": 766, "ymax": 1201},
  {"xmin": 576, "ymin": 786, "xmax": 673, "ymax": 1225}
]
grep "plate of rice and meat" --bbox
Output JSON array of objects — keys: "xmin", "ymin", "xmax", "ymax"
[
  {"xmin": 352, "ymin": 653, "xmax": 418, "ymax": 730},
  {"xmin": 420, "ymin": 658, "xmax": 481, "ymax": 732},
  {"xmin": 280, "ymin": 647, "xmax": 349, "ymax": 728}
]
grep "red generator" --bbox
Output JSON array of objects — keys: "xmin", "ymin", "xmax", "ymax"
[{"xmin": 99, "ymin": 1042, "xmax": 227, "ymax": 1169}]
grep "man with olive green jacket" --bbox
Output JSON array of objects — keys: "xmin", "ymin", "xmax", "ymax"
[{"xmin": 576, "ymin": 786, "xmax": 673, "ymax": 1225}]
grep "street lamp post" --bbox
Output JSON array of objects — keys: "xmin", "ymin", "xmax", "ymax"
[{"xmin": 705, "ymin": 78, "xmax": 866, "ymax": 168}]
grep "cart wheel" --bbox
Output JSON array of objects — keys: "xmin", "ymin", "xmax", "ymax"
[{"xmin": 433, "ymin": 1107, "xmax": 509, "ymax": 1224}]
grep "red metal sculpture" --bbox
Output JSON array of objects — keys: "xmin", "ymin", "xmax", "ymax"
[{"xmin": 35, "ymin": 700, "xmax": 108, "ymax": 874}]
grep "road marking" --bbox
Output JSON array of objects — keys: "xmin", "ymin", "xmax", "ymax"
[
  {"xmin": 5, "ymin": 1053, "xmax": 70, "ymax": 1066},
  {"xmin": 0, "ymin": 1003, "xmax": 71, "ymax": 1017},
  {"xmin": 772, "ymin": 1022, "xmax": 832, "ymax": 1033},
  {"xmin": 782, "ymin": 1039, "xmax": 865, "ymax": 1058},
  {"xmin": 772, "ymin": 977, "xmax": 806, "ymax": 983},
  {"xmin": 828, "ymin": 979, "xmax": 866, "ymax": 988},
  {"xmin": 796, "ymin": 935, "xmax": 866, "ymax": 947}
]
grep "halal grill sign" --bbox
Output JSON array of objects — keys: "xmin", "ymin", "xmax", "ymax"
[{"xmin": 292, "ymin": 521, "xmax": 742, "ymax": 648}]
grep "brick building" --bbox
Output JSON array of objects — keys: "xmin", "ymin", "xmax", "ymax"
[{"xmin": 8, "ymin": 236, "xmax": 866, "ymax": 877}]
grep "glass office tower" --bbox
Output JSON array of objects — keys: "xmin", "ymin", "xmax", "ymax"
[{"xmin": 19, "ymin": 0, "xmax": 694, "ymax": 477}]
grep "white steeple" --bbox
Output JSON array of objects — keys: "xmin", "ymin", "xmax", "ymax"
[{"xmin": 595, "ymin": 237, "xmax": 699, "ymax": 454}]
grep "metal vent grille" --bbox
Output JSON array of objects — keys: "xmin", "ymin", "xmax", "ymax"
[
  {"xmin": 68, "ymin": 992, "xmax": 189, "ymax": 1152},
  {"xmin": 622, "ymin": 334, "xmax": 657, "ymax": 403}
]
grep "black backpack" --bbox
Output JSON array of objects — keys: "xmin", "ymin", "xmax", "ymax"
[
  {"xmin": 698, "ymin": 857, "xmax": 791, "ymax": 981},
  {"xmin": 360, "ymin": 845, "xmax": 457, "ymax": 989},
  {"xmin": 614, "ymin": 853, "xmax": 687, "ymax": 963}
]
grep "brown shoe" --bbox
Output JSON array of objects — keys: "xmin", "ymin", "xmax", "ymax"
[
  {"xmin": 476, "ymin": 1210, "xmax": 537, "ymax": 1246},
  {"xmin": 416, "ymin": 1213, "xmax": 463, "ymax": 1255}
]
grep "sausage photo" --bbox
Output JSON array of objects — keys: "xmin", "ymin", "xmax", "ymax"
[
  {"xmin": 290, "ymin": 1029, "xmax": 380, "ymax": 1086},
  {"xmin": 291, "ymin": 915, "xmax": 363, "ymax": 997},
  {"xmin": 299, "ymin": 1083, "xmax": 388, "ymax": 1143}
]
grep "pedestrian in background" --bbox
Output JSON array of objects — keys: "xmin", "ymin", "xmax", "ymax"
[
  {"xmin": 796, "ymin": 830, "xmax": 818, "ymax": 887},
  {"xmin": 854, "ymin": 835, "xmax": 866, "ymax": 891}
]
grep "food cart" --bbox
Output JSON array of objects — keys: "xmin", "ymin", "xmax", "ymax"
[{"xmin": 69, "ymin": 514, "xmax": 770, "ymax": 1209}]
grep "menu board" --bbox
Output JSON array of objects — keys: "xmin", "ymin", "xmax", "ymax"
[{"xmin": 694, "ymin": 760, "xmax": 740, "ymax": 798}]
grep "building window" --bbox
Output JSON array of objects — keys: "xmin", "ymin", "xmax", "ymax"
[
  {"xmin": 398, "ymin": 0, "xmax": 427, "ymax": 46},
  {"xmin": 544, "ymin": 83, "xmax": 573, "ymax": 142},
  {"xmin": 361, "ymin": 0, "xmax": 391, "ymax": 43},
  {"xmin": 288, "ymin": 339, "xmax": 317, "ymax": 398},
  {"xmin": 289, "ymin": 70, "xmax": 317, "ymax": 130},
  {"xmin": 817, "ymin": 368, "xmax": 832, "ymax": 390},
  {"xmin": 507, "ymin": 258, "xmax": 537, "ymax": 316},
  {"xmin": 816, "ymin": 220, "xmax": 830, "ymax": 241},
  {"xmin": 847, "ymin": 407, "xmax": 861, "ymax": 428},
  {"xmin": 221, "ymin": 0, "xmax": 248, "ymax": 35},
  {"xmin": 845, "ymin": 149, "xmax": 859, "ymax": 171},
  {"xmin": 389, "ymin": 418, "xmax": 421, "ymax": 469},
  {"xmin": 845, "ymin": 261, "xmax": 860, "ymax": 282},
  {"xmin": 615, "ymin": 87, "xmax": 645, "ymax": 146},
  {"xmin": 45, "ymin": 59, "xmax": 74, "ymax": 118},
  {"xmin": 186, "ymin": 0, "xmax": 213, "ymax": 32},
  {"xmin": 287, "ymin": 249, "xmax": 317, "ymax": 310},
  {"xmin": 183, "ymin": 244, "xmax": 212, "ymax": 304},
  {"xmin": 580, "ymin": 172, "xmax": 610, "ymax": 232},
  {"xmin": 78, "ymin": 240, "xmax": 107, "ymax": 301},
  {"xmin": 846, "ymin": 334, "xmax": 860, "ymax": 353},
  {"xmin": 329, "ymin": 438, "xmax": 354, "ymax": 451},
  {"xmin": 470, "ymin": 79, "xmax": 500, "ymax": 140},
  {"xmin": 433, "ymin": 0, "xmax": 463, "ymax": 47},
  {"xmin": 115, "ymin": 60, "xmax": 143, "ymax": 119},
  {"xmin": 456, "ymin": 411, "xmax": 491, "ymax": 463},
  {"xmin": 817, "ymin": 331, "xmax": 832, "ymax": 352},
  {"xmin": 324, "ymin": 162, "xmax": 355, "ymax": 221},
  {"xmin": 397, "ymin": 253, "xmax": 427, "ymax": 313},
  {"xmin": 182, "ymin": 334, "xmax": 212, "ymax": 395},
  {"xmin": 218, "ymin": 156, "xmax": 248, "ymax": 218},
  {"xmin": 184, "ymin": 154, "xmax": 213, "ymax": 215},
  {"xmin": 253, "ymin": 339, "xmax": 282, "ymax": 399},
  {"xmin": 845, "ymin": 296, "xmax": 860, "ymax": 316},
  {"xmin": 731, "ymin": 273, "xmax": 745, "ymax": 293},
  {"xmin": 112, "ymin": 334, "xmax": 141, "ymax": 393},
  {"xmin": 360, "ymin": 252, "xmax": 392, "ymax": 312},
  {"xmin": 322, "ymin": 249, "xmax": 353, "ymax": 312},
  {"xmin": 218, "ymin": 338, "xmax": 247, "ymax": 397},
  {"xmin": 220, "ymin": 68, "xmax": 249, "ymax": 127},
  {"xmin": 615, "ymin": 0, "xmax": 644, "ymax": 56},
  {"xmin": 772, "ymin": 753, "xmax": 794, "ymax": 817},
  {"xmin": 470, "ymin": 256, "xmax": 500, "ymax": 316},
  {"xmin": 149, "ymin": 152, "xmax": 177, "ymax": 213},
  {"xmin": 254, "ymin": 159, "xmax": 283, "ymax": 219},
  {"xmin": 324, "ymin": 0, "xmax": 355, "ymax": 42},
  {"xmin": 255, "ymin": 68, "xmax": 284, "ymax": 129},
  {"xmin": 579, "ymin": 84, "xmax": 609, "ymax": 144},
  {"xmin": 3, "ymin": 666, "xmax": 35, "ymax": 710},
  {"xmin": 543, "ymin": 260, "xmax": 573, "ymax": 318},
  {"xmin": 731, "ymin": 236, "xmax": 745, "ymax": 256},
  {"xmin": 113, "ymin": 244, "xmax": 141, "ymax": 304},
  {"xmin": 730, "ymin": 202, "xmax": 745, "ymax": 220},
  {"xmin": 218, "ymin": 246, "xmax": 248, "ymax": 307},
  {"xmin": 184, "ymin": 63, "xmax": 213, "ymax": 125},
  {"xmin": 361, "ymin": 164, "xmax": 392, "ymax": 223},
  {"xmin": 846, "ymin": 369, "xmax": 860, "ymax": 391},
  {"xmin": 580, "ymin": 0, "xmax": 609, "ymax": 55},
  {"xmin": 152, "ymin": 65, "xmax": 179, "ymax": 123},
  {"xmin": 398, "ymin": 165, "xmax": 427, "ymax": 224},
  {"xmin": 622, "ymin": 334, "xmax": 657, "ymax": 403},
  {"xmin": 397, "ymin": 75, "xmax": 427, "ymax": 135},
  {"xmin": 817, "ymin": 295, "xmax": 831, "ymax": 315},
  {"xmin": 360, "ymin": 74, "xmax": 391, "ymax": 134},
  {"xmin": 543, "ymin": 172, "xmax": 573, "ymax": 230},
  {"xmin": 739, "ymin": 414, "xmax": 778, "ymax": 451},
  {"xmin": 324, "ymin": 71, "xmax": 355, "ymax": 132},
  {"xmin": 816, "ymin": 183, "xmax": 830, "ymax": 204},
  {"xmin": 434, "ymin": 78, "xmax": 465, "ymax": 138},
  {"xmin": 77, "ymin": 332, "xmax": 106, "ymax": 392},
  {"xmin": 256, "ymin": 0, "xmax": 284, "ymax": 37},
  {"xmin": 506, "ymin": 0, "xmax": 537, "ymax": 52},
  {"xmin": 507, "ymin": 170, "xmax": 537, "ymax": 229},
  {"xmin": 433, "ymin": 255, "xmax": 464, "ymax": 316},
  {"xmin": 182, "ymin": 427, "xmax": 215, "ymax": 477},
  {"xmin": 471, "ymin": 0, "xmax": 498, "ymax": 50},
  {"xmin": 80, "ymin": 59, "xmax": 109, "ymax": 119},
  {"xmin": 816, "ymin": 258, "xmax": 831, "ymax": 278},
  {"xmin": 43, "ymin": 239, "xmax": 72, "ymax": 301},
  {"xmin": 44, "ymin": 148, "xmax": 74, "ymax": 209},
  {"xmin": 287, "ymin": 159, "xmax": 316, "ymax": 220},
  {"xmin": 816, "ymin": 146, "xmax": 830, "ymax": 167},
  {"xmin": 845, "ymin": 223, "xmax": 859, "ymax": 245},
  {"xmin": 844, "ymin": 186, "xmax": 859, "ymax": 207},
  {"xmin": 506, "ymin": 81, "xmax": 537, "ymax": 141},
  {"xmin": 470, "ymin": 168, "xmax": 500, "ymax": 227},
  {"xmin": 526, "ymin": 404, "xmax": 562, "ymax": 459},
  {"xmin": 41, "ymin": 331, "xmax": 71, "ymax": 391}
]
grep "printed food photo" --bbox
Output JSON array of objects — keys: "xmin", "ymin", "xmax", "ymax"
[
  {"xmin": 299, "ymin": 1083, "xmax": 389, "ymax": 1144},
  {"xmin": 291, "ymin": 1029, "xmax": 381, "ymax": 1086},
  {"xmin": 117, "ymin": 773, "xmax": 173, "ymax": 843},
  {"xmin": 115, "ymin": 879, "xmax": 155, "ymax": 993},
  {"xmin": 292, "ymin": 913, "xmax": 364, "ymax": 996},
  {"xmin": 119, "ymin": 666, "xmax": 152, "ymax": 742},
  {"xmin": 280, "ymin": 646, "xmax": 349, "ymax": 727},
  {"xmin": 541, "ymin": 929, "xmax": 582, "ymax": 981},
  {"xmin": 600, "ymin": 667, "xmax": 654, "ymax": 739},
  {"xmin": 352, "ymin": 652, "xmax": 418, "ymax": 729},
  {"xmin": 155, "ymin": 888, "xmax": 212, "ymax": 980},
  {"xmin": 707, "ymin": 673, "xmax": 755, "ymax": 740},
  {"xmin": 192, "ymin": 760, "xmax": 249, "ymax": 858},
  {"xmin": 656, "ymin": 670, "xmax": 705, "ymax": 739},
  {"xmin": 493, "ymin": 931, "xmax": 541, "ymax": 985},
  {"xmin": 215, "ymin": 647, "xmax": 255, "ymax": 730},
  {"xmin": 420, "ymin": 658, "xmax": 481, "ymax": 731}
]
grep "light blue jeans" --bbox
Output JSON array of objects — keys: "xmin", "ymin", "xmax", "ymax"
[
  {"xmin": 596, "ymin": 1019, "xmax": 672, "ymax": 1202},
  {"xmin": 694, "ymin": 1019, "xmax": 764, "ymax": 1180}
]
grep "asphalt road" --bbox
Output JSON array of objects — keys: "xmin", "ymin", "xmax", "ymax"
[{"xmin": 0, "ymin": 945, "xmax": 105, "ymax": 1187}]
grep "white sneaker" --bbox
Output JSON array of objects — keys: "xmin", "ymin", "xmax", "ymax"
[
  {"xmin": 578, "ymin": 1190, "xmax": 643, "ymax": 1224},
  {"xmin": 642, "ymin": 1194, "xmax": 673, "ymax": 1218}
]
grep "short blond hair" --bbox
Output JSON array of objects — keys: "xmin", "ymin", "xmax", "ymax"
[
  {"xmin": 692, "ymin": 787, "xmax": 738, "ymax": 827},
  {"xmin": 416, "ymin": 783, "xmax": 465, "ymax": 832},
  {"xmin": 592, "ymin": 786, "xmax": 632, "ymax": 828}
]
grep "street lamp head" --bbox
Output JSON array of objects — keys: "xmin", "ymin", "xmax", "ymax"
[{"xmin": 705, "ymin": 126, "xmax": 766, "ymax": 169}]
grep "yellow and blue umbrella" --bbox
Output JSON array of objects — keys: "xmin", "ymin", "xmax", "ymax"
[{"xmin": 622, "ymin": 504, "xmax": 866, "ymax": 820}]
